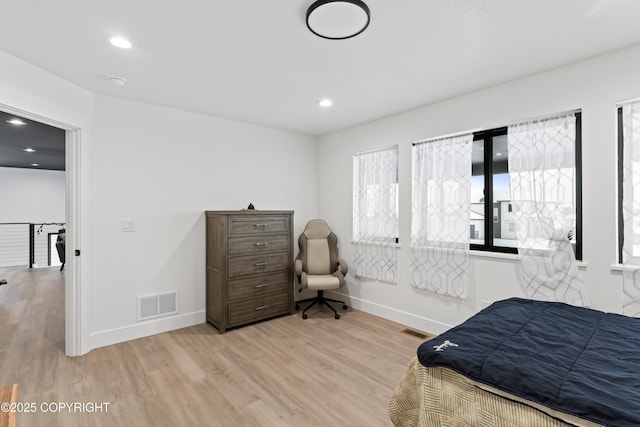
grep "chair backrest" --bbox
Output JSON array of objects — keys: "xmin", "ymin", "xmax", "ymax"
[{"xmin": 298, "ymin": 219, "xmax": 339, "ymax": 275}]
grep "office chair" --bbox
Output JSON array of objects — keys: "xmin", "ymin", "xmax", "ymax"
[
  {"xmin": 56, "ymin": 230, "xmax": 65, "ymax": 271},
  {"xmin": 294, "ymin": 219, "xmax": 348, "ymax": 319}
]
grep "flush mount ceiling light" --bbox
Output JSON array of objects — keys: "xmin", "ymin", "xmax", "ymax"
[
  {"xmin": 23, "ymin": 148, "xmax": 36, "ymax": 153},
  {"xmin": 306, "ymin": 0, "xmax": 370, "ymax": 40},
  {"xmin": 319, "ymin": 99, "xmax": 333, "ymax": 107}
]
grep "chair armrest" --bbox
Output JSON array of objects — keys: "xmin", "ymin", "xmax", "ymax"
[
  {"xmin": 337, "ymin": 258, "xmax": 348, "ymax": 277},
  {"xmin": 295, "ymin": 259, "xmax": 307, "ymax": 289},
  {"xmin": 295, "ymin": 259, "xmax": 302, "ymax": 278}
]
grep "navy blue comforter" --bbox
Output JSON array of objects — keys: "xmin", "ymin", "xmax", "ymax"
[{"xmin": 417, "ymin": 298, "xmax": 640, "ymax": 426}]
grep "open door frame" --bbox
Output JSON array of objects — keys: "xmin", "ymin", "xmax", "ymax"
[
  {"xmin": 0, "ymin": 103, "xmax": 85, "ymax": 356},
  {"xmin": 65, "ymin": 128, "xmax": 84, "ymax": 356}
]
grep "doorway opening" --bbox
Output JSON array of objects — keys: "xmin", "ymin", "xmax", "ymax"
[{"xmin": 0, "ymin": 105, "xmax": 82, "ymax": 356}]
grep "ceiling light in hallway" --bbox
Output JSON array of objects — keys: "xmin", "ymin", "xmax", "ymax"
[{"xmin": 6, "ymin": 118, "xmax": 27, "ymax": 126}]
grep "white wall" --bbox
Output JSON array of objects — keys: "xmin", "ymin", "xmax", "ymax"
[
  {"xmin": 316, "ymin": 44, "xmax": 640, "ymax": 335},
  {"xmin": 88, "ymin": 95, "xmax": 317, "ymax": 348},
  {"xmin": 0, "ymin": 50, "xmax": 94, "ymax": 128},
  {"xmin": 0, "ymin": 167, "xmax": 65, "ymax": 223},
  {"xmin": 0, "ymin": 167, "xmax": 66, "ymax": 267},
  {"xmin": 0, "ymin": 49, "xmax": 317, "ymax": 353}
]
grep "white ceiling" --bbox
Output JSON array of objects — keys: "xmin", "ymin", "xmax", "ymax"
[{"xmin": 1, "ymin": 0, "xmax": 640, "ymax": 136}]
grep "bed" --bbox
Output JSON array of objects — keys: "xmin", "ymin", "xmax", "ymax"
[{"xmin": 388, "ymin": 298, "xmax": 640, "ymax": 427}]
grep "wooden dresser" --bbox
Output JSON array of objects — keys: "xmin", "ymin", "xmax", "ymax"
[{"xmin": 205, "ymin": 210, "xmax": 294, "ymax": 333}]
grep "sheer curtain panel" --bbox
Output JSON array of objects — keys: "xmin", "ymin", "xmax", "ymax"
[
  {"xmin": 507, "ymin": 112, "xmax": 589, "ymax": 306},
  {"xmin": 352, "ymin": 146, "xmax": 399, "ymax": 284},
  {"xmin": 410, "ymin": 134, "xmax": 472, "ymax": 298},
  {"xmin": 621, "ymin": 100, "xmax": 640, "ymax": 316}
]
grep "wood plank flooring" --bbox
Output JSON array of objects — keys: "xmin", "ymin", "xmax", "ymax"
[{"xmin": 0, "ymin": 266, "xmax": 433, "ymax": 426}]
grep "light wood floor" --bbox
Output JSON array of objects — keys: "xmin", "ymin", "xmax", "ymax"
[{"xmin": 0, "ymin": 266, "xmax": 432, "ymax": 427}]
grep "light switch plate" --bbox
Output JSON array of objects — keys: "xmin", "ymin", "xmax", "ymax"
[{"xmin": 121, "ymin": 219, "xmax": 136, "ymax": 232}]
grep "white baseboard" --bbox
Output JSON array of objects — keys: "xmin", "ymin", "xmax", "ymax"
[
  {"xmin": 88, "ymin": 294, "xmax": 449, "ymax": 351},
  {"xmin": 326, "ymin": 291, "xmax": 451, "ymax": 336},
  {"xmin": 88, "ymin": 310, "xmax": 206, "ymax": 351}
]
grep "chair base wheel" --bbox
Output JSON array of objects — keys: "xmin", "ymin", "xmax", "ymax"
[{"xmin": 297, "ymin": 290, "xmax": 347, "ymax": 320}]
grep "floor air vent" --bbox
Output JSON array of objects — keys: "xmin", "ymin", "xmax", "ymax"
[
  {"xmin": 137, "ymin": 291, "xmax": 178, "ymax": 321},
  {"xmin": 401, "ymin": 328, "xmax": 431, "ymax": 340}
]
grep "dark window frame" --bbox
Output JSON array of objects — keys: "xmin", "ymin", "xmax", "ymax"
[
  {"xmin": 618, "ymin": 107, "xmax": 624, "ymax": 264},
  {"xmin": 470, "ymin": 112, "xmax": 583, "ymax": 260}
]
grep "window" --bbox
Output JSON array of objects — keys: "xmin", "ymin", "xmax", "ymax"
[
  {"xmin": 353, "ymin": 146, "xmax": 398, "ymax": 243},
  {"xmin": 618, "ymin": 102, "xmax": 640, "ymax": 264},
  {"xmin": 618, "ymin": 100, "xmax": 640, "ymax": 315},
  {"xmin": 470, "ymin": 127, "xmax": 517, "ymax": 252},
  {"xmin": 470, "ymin": 113, "xmax": 583, "ymax": 260},
  {"xmin": 352, "ymin": 145, "xmax": 399, "ymax": 283},
  {"xmin": 410, "ymin": 133, "xmax": 473, "ymax": 297}
]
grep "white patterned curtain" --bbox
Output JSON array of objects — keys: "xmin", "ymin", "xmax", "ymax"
[
  {"xmin": 507, "ymin": 113, "xmax": 589, "ymax": 306},
  {"xmin": 352, "ymin": 145, "xmax": 399, "ymax": 283},
  {"xmin": 621, "ymin": 101, "xmax": 640, "ymax": 316},
  {"xmin": 410, "ymin": 134, "xmax": 473, "ymax": 298}
]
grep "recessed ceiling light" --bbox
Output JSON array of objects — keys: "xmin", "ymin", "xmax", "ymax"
[
  {"xmin": 109, "ymin": 36, "xmax": 132, "ymax": 49},
  {"xmin": 319, "ymin": 99, "xmax": 333, "ymax": 107},
  {"xmin": 7, "ymin": 118, "xmax": 27, "ymax": 126},
  {"xmin": 23, "ymin": 148, "xmax": 36, "ymax": 153},
  {"xmin": 31, "ymin": 163, "xmax": 40, "ymax": 167}
]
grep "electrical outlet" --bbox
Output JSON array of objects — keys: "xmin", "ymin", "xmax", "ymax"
[{"xmin": 121, "ymin": 219, "xmax": 136, "ymax": 232}]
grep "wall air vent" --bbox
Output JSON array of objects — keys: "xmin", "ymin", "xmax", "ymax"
[{"xmin": 137, "ymin": 291, "xmax": 178, "ymax": 321}]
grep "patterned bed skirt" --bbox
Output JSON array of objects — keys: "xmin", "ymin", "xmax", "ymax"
[{"xmin": 388, "ymin": 357, "xmax": 601, "ymax": 427}]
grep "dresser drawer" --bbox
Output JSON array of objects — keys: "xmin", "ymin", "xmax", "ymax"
[
  {"xmin": 227, "ymin": 215, "xmax": 290, "ymax": 235},
  {"xmin": 228, "ymin": 234, "xmax": 289, "ymax": 256},
  {"xmin": 228, "ymin": 252, "xmax": 289, "ymax": 278},
  {"xmin": 228, "ymin": 293, "xmax": 290, "ymax": 327},
  {"xmin": 228, "ymin": 271, "xmax": 290, "ymax": 302}
]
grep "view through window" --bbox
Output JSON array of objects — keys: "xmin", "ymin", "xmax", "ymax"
[
  {"xmin": 470, "ymin": 129, "xmax": 518, "ymax": 251},
  {"xmin": 470, "ymin": 112, "xmax": 582, "ymax": 258}
]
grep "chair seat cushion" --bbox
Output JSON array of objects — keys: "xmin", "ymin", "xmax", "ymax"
[{"xmin": 307, "ymin": 274, "xmax": 340, "ymax": 290}]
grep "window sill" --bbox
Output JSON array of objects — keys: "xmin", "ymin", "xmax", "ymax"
[
  {"xmin": 470, "ymin": 250, "xmax": 588, "ymax": 269},
  {"xmin": 610, "ymin": 264, "xmax": 640, "ymax": 272},
  {"xmin": 351, "ymin": 240, "xmax": 401, "ymax": 248},
  {"xmin": 469, "ymin": 250, "xmax": 520, "ymax": 261}
]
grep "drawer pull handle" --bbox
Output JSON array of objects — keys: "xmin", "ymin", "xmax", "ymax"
[
  {"xmin": 253, "ymin": 223, "xmax": 267, "ymax": 228},
  {"xmin": 254, "ymin": 262, "xmax": 268, "ymax": 267},
  {"xmin": 254, "ymin": 242, "xmax": 268, "ymax": 247},
  {"xmin": 255, "ymin": 305, "xmax": 267, "ymax": 311},
  {"xmin": 255, "ymin": 284, "xmax": 268, "ymax": 289}
]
